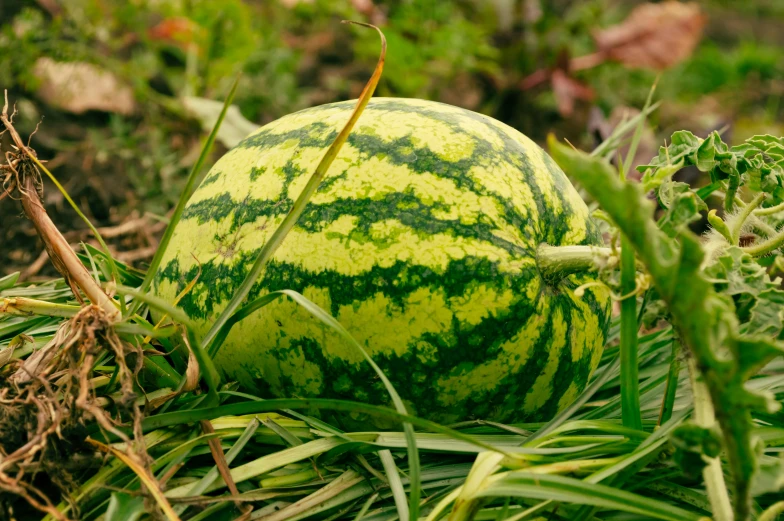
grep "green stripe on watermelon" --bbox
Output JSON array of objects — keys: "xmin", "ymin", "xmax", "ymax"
[{"xmin": 154, "ymin": 98, "xmax": 611, "ymax": 426}]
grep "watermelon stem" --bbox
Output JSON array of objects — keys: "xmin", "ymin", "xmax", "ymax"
[
  {"xmin": 742, "ymin": 223, "xmax": 784, "ymax": 256},
  {"xmin": 536, "ymin": 244, "xmax": 613, "ymax": 282}
]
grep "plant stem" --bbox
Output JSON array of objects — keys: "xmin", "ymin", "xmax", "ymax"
[
  {"xmin": 20, "ymin": 177, "xmax": 120, "ymax": 320},
  {"xmin": 0, "ymin": 297, "xmax": 80, "ymax": 318},
  {"xmin": 687, "ymin": 357, "xmax": 734, "ymax": 521},
  {"xmin": 657, "ymin": 336, "xmax": 681, "ymax": 426},
  {"xmin": 758, "ymin": 501, "xmax": 784, "ymax": 521},
  {"xmin": 731, "ymin": 193, "xmax": 766, "ymax": 245},
  {"xmin": 749, "ymin": 216, "xmax": 777, "ymax": 238},
  {"xmin": 536, "ymin": 244, "xmax": 612, "ymax": 282},
  {"xmin": 742, "ymin": 227, "xmax": 784, "ymax": 257},
  {"xmin": 550, "ymin": 140, "xmax": 766, "ymax": 521},
  {"xmin": 619, "ymin": 236, "xmax": 642, "ymax": 430},
  {"xmin": 753, "ymin": 200, "xmax": 784, "ymax": 216}
]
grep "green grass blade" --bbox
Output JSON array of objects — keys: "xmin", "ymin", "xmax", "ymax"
[
  {"xmin": 591, "ymin": 101, "xmax": 661, "ymax": 159},
  {"xmin": 658, "ymin": 337, "xmax": 682, "ymax": 425},
  {"xmin": 353, "ymin": 492, "xmax": 379, "ymax": 521},
  {"xmin": 200, "ymin": 23, "xmax": 386, "ymax": 354},
  {"xmin": 618, "ymin": 81, "xmax": 657, "ymax": 432},
  {"xmin": 379, "ymin": 450, "xmax": 409, "ymax": 521},
  {"xmin": 206, "ymin": 292, "xmax": 280, "ymax": 358},
  {"xmin": 619, "ymin": 236, "xmax": 642, "ymax": 430},
  {"xmin": 588, "ymin": 408, "xmax": 690, "ymax": 485},
  {"xmin": 524, "ymin": 357, "xmax": 620, "ymax": 445},
  {"xmin": 0, "ymin": 272, "xmax": 20, "ymax": 291},
  {"xmin": 166, "ymin": 437, "xmax": 348, "ymax": 497},
  {"xmin": 115, "ymin": 285, "xmax": 219, "ymax": 396},
  {"xmin": 0, "ymin": 297, "xmax": 80, "ymax": 318},
  {"xmin": 477, "ymin": 473, "xmax": 702, "ymax": 521},
  {"xmin": 270, "ymin": 289, "xmax": 419, "ymax": 517},
  {"xmin": 138, "ymin": 398, "xmax": 510, "ymax": 457},
  {"xmin": 175, "ymin": 418, "xmax": 260, "ymax": 515},
  {"xmin": 131, "ymin": 75, "xmax": 240, "ymax": 316},
  {"xmin": 116, "ymin": 285, "xmax": 194, "ymax": 328}
]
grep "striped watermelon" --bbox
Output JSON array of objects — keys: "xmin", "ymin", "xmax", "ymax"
[{"xmin": 153, "ymin": 98, "xmax": 611, "ymax": 425}]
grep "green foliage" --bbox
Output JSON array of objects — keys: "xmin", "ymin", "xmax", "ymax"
[
  {"xmin": 353, "ymin": 1, "xmax": 498, "ymax": 97},
  {"xmin": 640, "ymin": 131, "xmax": 784, "ymax": 209},
  {"xmin": 550, "ymin": 127, "xmax": 784, "ymax": 521}
]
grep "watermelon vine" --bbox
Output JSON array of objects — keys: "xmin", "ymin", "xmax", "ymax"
[{"xmin": 550, "ymin": 131, "xmax": 784, "ymax": 521}]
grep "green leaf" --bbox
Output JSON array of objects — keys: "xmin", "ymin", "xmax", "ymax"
[
  {"xmin": 642, "ymin": 160, "xmax": 685, "ymax": 193},
  {"xmin": 751, "ymin": 456, "xmax": 784, "ymax": 496},
  {"xmin": 657, "ymin": 182, "xmax": 707, "ymax": 237},
  {"xmin": 671, "ymin": 130, "xmax": 700, "ymax": 149},
  {"xmin": 105, "ymin": 492, "xmax": 144, "ymax": 521},
  {"xmin": 747, "ymin": 134, "xmax": 784, "ymax": 150},
  {"xmin": 696, "ymin": 132, "xmax": 717, "ymax": 172},
  {"xmin": 695, "ymin": 181, "xmax": 722, "ymax": 200},
  {"xmin": 748, "ymin": 288, "xmax": 784, "ymax": 337},
  {"xmin": 704, "ymin": 247, "xmax": 772, "ymax": 297}
]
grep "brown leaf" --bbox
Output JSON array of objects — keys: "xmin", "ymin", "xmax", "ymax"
[
  {"xmin": 594, "ymin": 1, "xmax": 706, "ymax": 70},
  {"xmin": 280, "ymin": 0, "xmax": 314, "ymax": 7},
  {"xmin": 551, "ymin": 69, "xmax": 595, "ymax": 117},
  {"xmin": 32, "ymin": 58, "xmax": 136, "ymax": 115},
  {"xmin": 351, "ymin": 0, "xmax": 375, "ymax": 14},
  {"xmin": 148, "ymin": 17, "xmax": 201, "ymax": 47}
]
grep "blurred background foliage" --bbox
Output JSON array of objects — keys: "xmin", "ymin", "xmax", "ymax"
[{"xmin": 1, "ymin": 0, "xmax": 783, "ymax": 276}]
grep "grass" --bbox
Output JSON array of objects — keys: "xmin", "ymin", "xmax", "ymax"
[{"xmin": 2, "ymin": 270, "xmax": 782, "ymax": 520}]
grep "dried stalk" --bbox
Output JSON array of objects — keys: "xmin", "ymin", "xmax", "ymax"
[{"xmin": 0, "ymin": 91, "xmax": 119, "ymax": 321}]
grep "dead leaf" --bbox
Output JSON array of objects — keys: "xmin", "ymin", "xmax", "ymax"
[
  {"xmin": 551, "ymin": 69, "xmax": 594, "ymax": 117},
  {"xmin": 594, "ymin": 2, "xmax": 706, "ymax": 70},
  {"xmin": 148, "ymin": 17, "xmax": 202, "ymax": 48},
  {"xmin": 32, "ymin": 58, "xmax": 136, "ymax": 115},
  {"xmin": 35, "ymin": 0, "xmax": 61, "ymax": 16},
  {"xmin": 351, "ymin": 0, "xmax": 374, "ymax": 14},
  {"xmin": 182, "ymin": 96, "xmax": 259, "ymax": 149},
  {"xmin": 280, "ymin": 0, "xmax": 314, "ymax": 7}
]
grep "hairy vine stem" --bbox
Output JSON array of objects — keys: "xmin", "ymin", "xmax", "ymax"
[
  {"xmin": 536, "ymin": 244, "xmax": 614, "ymax": 282},
  {"xmin": 730, "ymin": 192, "xmax": 766, "ymax": 245},
  {"xmin": 742, "ymin": 226, "xmax": 784, "ymax": 257}
]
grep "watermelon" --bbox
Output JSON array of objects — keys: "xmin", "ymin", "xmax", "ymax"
[{"xmin": 153, "ymin": 98, "xmax": 611, "ymax": 425}]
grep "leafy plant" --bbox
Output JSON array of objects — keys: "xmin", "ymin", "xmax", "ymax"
[{"xmin": 550, "ymin": 124, "xmax": 784, "ymax": 521}]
